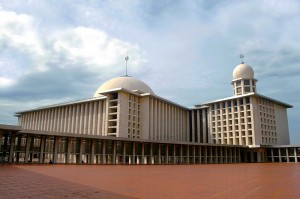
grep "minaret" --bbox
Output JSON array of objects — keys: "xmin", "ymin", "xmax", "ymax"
[{"xmin": 231, "ymin": 56, "xmax": 257, "ymax": 96}]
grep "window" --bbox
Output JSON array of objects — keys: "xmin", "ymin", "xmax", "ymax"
[{"xmin": 245, "ymin": 87, "xmax": 250, "ymax": 92}]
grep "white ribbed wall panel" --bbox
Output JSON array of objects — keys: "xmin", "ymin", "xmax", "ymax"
[{"xmin": 20, "ymin": 100, "xmax": 106, "ymax": 136}]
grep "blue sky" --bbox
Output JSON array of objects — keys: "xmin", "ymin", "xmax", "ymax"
[{"xmin": 0, "ymin": 0, "xmax": 299, "ymax": 143}]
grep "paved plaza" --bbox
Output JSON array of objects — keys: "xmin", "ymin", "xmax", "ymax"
[{"xmin": 0, "ymin": 163, "xmax": 300, "ymax": 199}]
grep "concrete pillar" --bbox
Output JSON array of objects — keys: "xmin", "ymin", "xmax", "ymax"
[
  {"xmin": 186, "ymin": 145, "xmax": 189, "ymax": 164},
  {"xmin": 3, "ymin": 133, "xmax": 9, "ymax": 157},
  {"xmin": 113, "ymin": 141, "xmax": 117, "ymax": 164},
  {"xmin": 225, "ymin": 147, "xmax": 227, "ymax": 163},
  {"xmin": 24, "ymin": 135, "xmax": 31, "ymax": 163},
  {"xmin": 215, "ymin": 147, "xmax": 218, "ymax": 163},
  {"xmin": 165, "ymin": 144, "xmax": 169, "ymax": 164},
  {"xmin": 0, "ymin": 131, "xmax": 3, "ymax": 148},
  {"xmin": 9, "ymin": 134, "xmax": 15, "ymax": 163},
  {"xmin": 39, "ymin": 136, "xmax": 45, "ymax": 163},
  {"xmin": 0, "ymin": 131, "xmax": 2, "ymax": 153},
  {"xmin": 132, "ymin": 142, "xmax": 136, "ymax": 164},
  {"xmin": 141, "ymin": 143, "xmax": 145, "ymax": 165},
  {"xmin": 198, "ymin": 146, "xmax": 202, "ymax": 164},
  {"xmin": 90, "ymin": 140, "xmax": 95, "ymax": 164},
  {"xmin": 29, "ymin": 137, "xmax": 34, "ymax": 162},
  {"xmin": 193, "ymin": 145, "xmax": 196, "ymax": 164},
  {"xmin": 210, "ymin": 146, "xmax": 213, "ymax": 163},
  {"xmin": 122, "ymin": 142, "xmax": 126, "ymax": 164},
  {"xmin": 66, "ymin": 138, "xmax": 72, "ymax": 164},
  {"xmin": 173, "ymin": 145, "xmax": 176, "ymax": 164},
  {"xmin": 102, "ymin": 140, "xmax": 106, "ymax": 164},
  {"xmin": 158, "ymin": 144, "xmax": 161, "ymax": 164},
  {"xmin": 16, "ymin": 135, "xmax": 22, "ymax": 163},
  {"xmin": 150, "ymin": 143, "xmax": 153, "ymax": 164},
  {"xmin": 180, "ymin": 145, "xmax": 183, "ymax": 164},
  {"xmin": 204, "ymin": 146, "xmax": 208, "ymax": 164},
  {"xmin": 271, "ymin": 148, "xmax": 274, "ymax": 162},
  {"xmin": 220, "ymin": 147, "xmax": 223, "ymax": 163},
  {"xmin": 78, "ymin": 138, "xmax": 84, "ymax": 164},
  {"xmin": 294, "ymin": 148, "xmax": 298, "ymax": 163},
  {"xmin": 53, "ymin": 137, "xmax": 59, "ymax": 164},
  {"xmin": 286, "ymin": 148, "xmax": 290, "ymax": 163},
  {"xmin": 233, "ymin": 148, "xmax": 236, "ymax": 163},
  {"xmin": 278, "ymin": 148, "xmax": 282, "ymax": 162}
]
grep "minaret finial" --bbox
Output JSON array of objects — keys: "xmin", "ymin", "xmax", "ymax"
[
  {"xmin": 240, "ymin": 54, "xmax": 244, "ymax": 64},
  {"xmin": 125, "ymin": 54, "xmax": 129, "ymax": 76}
]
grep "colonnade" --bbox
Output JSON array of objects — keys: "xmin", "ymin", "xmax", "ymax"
[
  {"xmin": 267, "ymin": 147, "xmax": 300, "ymax": 163},
  {"xmin": 0, "ymin": 131, "xmax": 243, "ymax": 164}
]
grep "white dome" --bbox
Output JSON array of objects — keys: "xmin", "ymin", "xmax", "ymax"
[
  {"xmin": 233, "ymin": 63, "xmax": 254, "ymax": 80},
  {"xmin": 93, "ymin": 76, "xmax": 154, "ymax": 97}
]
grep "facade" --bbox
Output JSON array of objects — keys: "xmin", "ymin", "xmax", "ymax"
[{"xmin": 0, "ymin": 62, "xmax": 299, "ymax": 164}]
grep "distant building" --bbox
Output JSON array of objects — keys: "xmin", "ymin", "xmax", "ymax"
[{"xmin": 0, "ymin": 62, "xmax": 298, "ymax": 164}]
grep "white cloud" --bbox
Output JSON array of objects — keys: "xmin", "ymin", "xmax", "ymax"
[
  {"xmin": 0, "ymin": 10, "xmax": 147, "ymax": 88},
  {"xmin": 51, "ymin": 27, "xmax": 146, "ymax": 73},
  {"xmin": 0, "ymin": 77, "xmax": 15, "ymax": 87}
]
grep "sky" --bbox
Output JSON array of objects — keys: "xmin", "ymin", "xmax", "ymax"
[{"xmin": 0, "ymin": 0, "xmax": 299, "ymax": 143}]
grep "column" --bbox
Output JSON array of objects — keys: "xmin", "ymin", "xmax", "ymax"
[
  {"xmin": 193, "ymin": 145, "xmax": 196, "ymax": 164},
  {"xmin": 9, "ymin": 134, "xmax": 15, "ymax": 163},
  {"xmin": 215, "ymin": 147, "xmax": 218, "ymax": 163},
  {"xmin": 180, "ymin": 145, "xmax": 183, "ymax": 164},
  {"xmin": 29, "ymin": 137, "xmax": 34, "ymax": 162},
  {"xmin": 278, "ymin": 148, "xmax": 282, "ymax": 162},
  {"xmin": 112, "ymin": 141, "xmax": 116, "ymax": 164},
  {"xmin": 16, "ymin": 135, "xmax": 22, "ymax": 163},
  {"xmin": 198, "ymin": 146, "xmax": 202, "ymax": 164},
  {"xmin": 210, "ymin": 146, "xmax": 213, "ymax": 163},
  {"xmin": 271, "ymin": 148, "xmax": 274, "ymax": 162},
  {"xmin": 186, "ymin": 145, "xmax": 190, "ymax": 164},
  {"xmin": 66, "ymin": 138, "xmax": 72, "ymax": 163},
  {"xmin": 90, "ymin": 140, "xmax": 95, "ymax": 164},
  {"xmin": 78, "ymin": 138, "xmax": 83, "ymax": 163},
  {"xmin": 225, "ymin": 147, "xmax": 228, "ymax": 163},
  {"xmin": 294, "ymin": 148, "xmax": 298, "ymax": 163},
  {"xmin": 141, "ymin": 143, "xmax": 145, "ymax": 165},
  {"xmin": 204, "ymin": 147, "xmax": 207, "ymax": 163},
  {"xmin": 53, "ymin": 137, "xmax": 59, "ymax": 164},
  {"xmin": 0, "ymin": 131, "xmax": 2, "ymax": 154},
  {"xmin": 158, "ymin": 144, "xmax": 161, "ymax": 164},
  {"xmin": 102, "ymin": 140, "xmax": 106, "ymax": 164},
  {"xmin": 150, "ymin": 143, "xmax": 153, "ymax": 164},
  {"xmin": 39, "ymin": 136, "xmax": 45, "ymax": 163},
  {"xmin": 3, "ymin": 133, "xmax": 9, "ymax": 158},
  {"xmin": 122, "ymin": 142, "xmax": 126, "ymax": 164},
  {"xmin": 286, "ymin": 148, "xmax": 290, "ymax": 163},
  {"xmin": 132, "ymin": 142, "xmax": 136, "ymax": 164},
  {"xmin": 173, "ymin": 145, "xmax": 176, "ymax": 164},
  {"xmin": 165, "ymin": 144, "xmax": 169, "ymax": 164},
  {"xmin": 24, "ymin": 135, "xmax": 31, "ymax": 163}
]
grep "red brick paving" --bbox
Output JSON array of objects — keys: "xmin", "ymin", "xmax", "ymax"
[{"xmin": 0, "ymin": 163, "xmax": 300, "ymax": 199}]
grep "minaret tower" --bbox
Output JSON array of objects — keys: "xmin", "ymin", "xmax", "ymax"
[{"xmin": 231, "ymin": 55, "xmax": 257, "ymax": 96}]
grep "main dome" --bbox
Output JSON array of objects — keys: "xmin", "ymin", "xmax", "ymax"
[
  {"xmin": 93, "ymin": 76, "xmax": 154, "ymax": 97},
  {"xmin": 233, "ymin": 63, "xmax": 254, "ymax": 80}
]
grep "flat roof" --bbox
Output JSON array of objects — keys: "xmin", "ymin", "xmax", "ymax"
[
  {"xmin": 195, "ymin": 93, "xmax": 293, "ymax": 108},
  {"xmin": 15, "ymin": 96, "xmax": 107, "ymax": 115},
  {"xmin": 0, "ymin": 124, "xmax": 21, "ymax": 132}
]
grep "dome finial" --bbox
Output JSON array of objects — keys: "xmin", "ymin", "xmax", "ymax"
[
  {"xmin": 125, "ymin": 53, "xmax": 129, "ymax": 77},
  {"xmin": 240, "ymin": 54, "xmax": 244, "ymax": 64}
]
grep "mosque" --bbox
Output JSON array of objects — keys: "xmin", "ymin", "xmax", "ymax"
[{"xmin": 0, "ymin": 61, "xmax": 299, "ymax": 164}]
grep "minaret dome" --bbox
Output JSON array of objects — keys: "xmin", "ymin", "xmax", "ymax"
[{"xmin": 231, "ymin": 63, "xmax": 257, "ymax": 96}]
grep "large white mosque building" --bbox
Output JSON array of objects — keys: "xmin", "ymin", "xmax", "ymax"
[{"xmin": 0, "ymin": 61, "xmax": 298, "ymax": 164}]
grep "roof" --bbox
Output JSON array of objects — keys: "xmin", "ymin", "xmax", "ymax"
[
  {"xmin": 195, "ymin": 92, "xmax": 293, "ymax": 108},
  {"xmin": 15, "ymin": 96, "xmax": 107, "ymax": 114}
]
